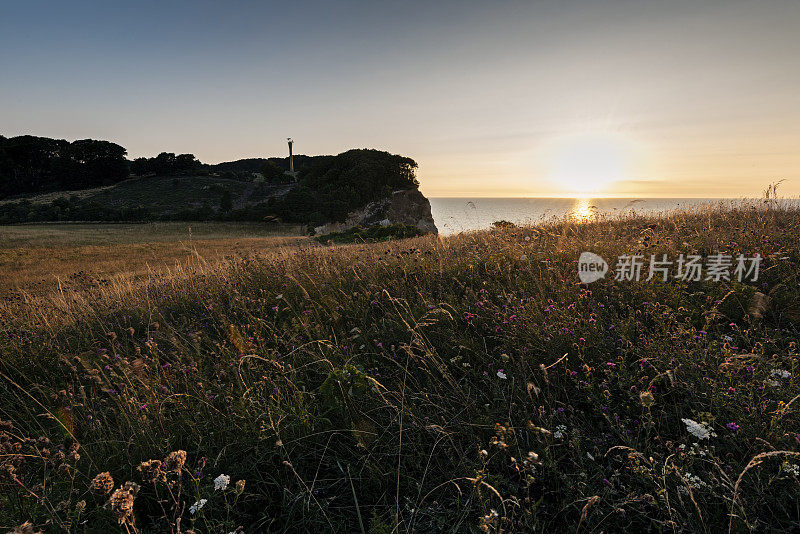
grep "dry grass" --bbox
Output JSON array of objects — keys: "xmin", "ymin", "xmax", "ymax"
[
  {"xmin": 0, "ymin": 222, "xmax": 307, "ymax": 298},
  {"xmin": 2, "ymin": 202, "xmax": 800, "ymax": 533}
]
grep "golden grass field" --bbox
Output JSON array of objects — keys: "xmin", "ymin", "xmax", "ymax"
[
  {"xmin": 0, "ymin": 223, "xmax": 307, "ymax": 298},
  {"xmin": 3, "ymin": 203, "xmax": 800, "ymax": 532}
]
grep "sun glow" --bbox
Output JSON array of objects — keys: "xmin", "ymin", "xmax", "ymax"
[
  {"xmin": 546, "ymin": 132, "xmax": 638, "ymax": 195},
  {"xmin": 571, "ymin": 197, "xmax": 595, "ymax": 221}
]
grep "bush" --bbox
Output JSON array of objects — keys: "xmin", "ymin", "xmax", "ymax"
[{"xmin": 316, "ymin": 224, "xmax": 425, "ymax": 244}]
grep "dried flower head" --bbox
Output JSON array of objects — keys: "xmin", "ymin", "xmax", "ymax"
[
  {"xmin": 123, "ymin": 481, "xmax": 141, "ymax": 495},
  {"xmin": 639, "ymin": 391, "xmax": 655, "ymax": 408},
  {"xmin": 109, "ymin": 487, "xmax": 135, "ymax": 524},
  {"xmin": 90, "ymin": 471, "xmax": 114, "ymax": 495},
  {"xmin": 164, "ymin": 450, "xmax": 186, "ymax": 471},
  {"xmin": 137, "ymin": 459, "xmax": 166, "ymax": 483},
  {"xmin": 235, "ymin": 478, "xmax": 246, "ymax": 494}
]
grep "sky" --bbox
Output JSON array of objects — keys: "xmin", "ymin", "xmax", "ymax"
[{"xmin": 2, "ymin": 0, "xmax": 800, "ymax": 198}]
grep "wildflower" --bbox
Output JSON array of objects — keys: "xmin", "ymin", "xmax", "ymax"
[
  {"xmin": 189, "ymin": 498, "xmax": 207, "ymax": 515},
  {"xmin": 782, "ymin": 463, "xmax": 800, "ymax": 477},
  {"xmin": 164, "ymin": 450, "xmax": 186, "ymax": 471},
  {"xmin": 639, "ymin": 391, "xmax": 655, "ymax": 408},
  {"xmin": 90, "ymin": 472, "xmax": 115, "ymax": 495},
  {"xmin": 684, "ymin": 472, "xmax": 710, "ymax": 490},
  {"xmin": 726, "ymin": 422, "xmax": 740, "ymax": 431},
  {"xmin": 109, "ymin": 487, "xmax": 135, "ymax": 524},
  {"xmin": 771, "ymin": 369, "xmax": 791, "ymax": 379},
  {"xmin": 137, "ymin": 459, "xmax": 166, "ymax": 483},
  {"xmin": 235, "ymin": 479, "xmax": 246, "ymax": 494},
  {"xmin": 681, "ymin": 418, "xmax": 716, "ymax": 440},
  {"xmin": 553, "ymin": 425, "xmax": 567, "ymax": 439},
  {"xmin": 496, "ymin": 370, "xmax": 507, "ymax": 379},
  {"xmin": 214, "ymin": 473, "xmax": 230, "ymax": 491}
]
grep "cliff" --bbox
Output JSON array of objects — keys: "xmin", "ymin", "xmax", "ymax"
[{"xmin": 314, "ymin": 188, "xmax": 438, "ymax": 235}]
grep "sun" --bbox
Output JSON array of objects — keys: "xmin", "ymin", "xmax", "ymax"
[{"xmin": 546, "ymin": 132, "xmax": 635, "ymax": 195}]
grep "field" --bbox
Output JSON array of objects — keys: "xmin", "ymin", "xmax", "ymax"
[
  {"xmin": 0, "ymin": 222, "xmax": 306, "ymax": 298},
  {"xmin": 2, "ymin": 204, "xmax": 800, "ymax": 533}
]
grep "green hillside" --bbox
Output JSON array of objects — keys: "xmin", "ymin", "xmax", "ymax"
[
  {"xmin": 0, "ymin": 146, "xmax": 421, "ymax": 226},
  {"xmin": 85, "ymin": 175, "xmax": 286, "ymax": 212},
  {"xmin": 0, "ymin": 175, "xmax": 290, "ymax": 223}
]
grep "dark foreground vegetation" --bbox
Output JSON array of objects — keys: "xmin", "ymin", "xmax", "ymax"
[
  {"xmin": 315, "ymin": 224, "xmax": 425, "ymax": 244},
  {"xmin": 0, "ymin": 135, "xmax": 420, "ymax": 227},
  {"xmin": 2, "ymin": 203, "xmax": 800, "ymax": 532}
]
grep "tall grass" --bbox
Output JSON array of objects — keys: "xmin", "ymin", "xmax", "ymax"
[{"xmin": 2, "ymin": 202, "xmax": 800, "ymax": 532}]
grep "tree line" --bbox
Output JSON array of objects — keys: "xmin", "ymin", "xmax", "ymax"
[
  {"xmin": 0, "ymin": 135, "xmax": 421, "ymax": 226},
  {"xmin": 0, "ymin": 135, "xmax": 210, "ymax": 199},
  {"xmin": 0, "ymin": 135, "xmax": 130, "ymax": 198}
]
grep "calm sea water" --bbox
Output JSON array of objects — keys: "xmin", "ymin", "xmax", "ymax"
[{"xmin": 429, "ymin": 198, "xmax": 766, "ymax": 235}]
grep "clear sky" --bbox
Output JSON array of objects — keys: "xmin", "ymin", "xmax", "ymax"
[{"xmin": 2, "ymin": 0, "xmax": 800, "ymax": 197}]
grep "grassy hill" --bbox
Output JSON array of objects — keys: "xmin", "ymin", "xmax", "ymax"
[
  {"xmin": 84, "ymin": 174, "xmax": 291, "ymax": 213},
  {"xmin": 0, "ymin": 149, "xmax": 422, "ymax": 227},
  {"xmin": 3, "ymin": 203, "xmax": 799, "ymax": 532},
  {"xmin": 0, "ymin": 174, "xmax": 291, "ymax": 219}
]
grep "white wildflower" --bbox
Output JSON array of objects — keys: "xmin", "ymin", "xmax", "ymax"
[
  {"xmin": 770, "ymin": 369, "xmax": 791, "ymax": 379},
  {"xmin": 189, "ymin": 498, "xmax": 207, "ymax": 514},
  {"xmin": 684, "ymin": 472, "xmax": 710, "ymax": 490},
  {"xmin": 765, "ymin": 379, "xmax": 780, "ymax": 387},
  {"xmin": 783, "ymin": 463, "xmax": 800, "ymax": 477},
  {"xmin": 214, "ymin": 474, "xmax": 230, "ymax": 491},
  {"xmin": 681, "ymin": 418, "xmax": 715, "ymax": 440},
  {"xmin": 553, "ymin": 424, "xmax": 567, "ymax": 439},
  {"xmin": 496, "ymin": 370, "xmax": 507, "ymax": 380}
]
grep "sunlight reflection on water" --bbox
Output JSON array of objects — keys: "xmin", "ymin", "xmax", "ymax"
[{"xmin": 428, "ymin": 198, "xmax": 789, "ymax": 235}]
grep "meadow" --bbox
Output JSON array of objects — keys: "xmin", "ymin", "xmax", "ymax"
[
  {"xmin": 0, "ymin": 222, "xmax": 305, "ymax": 298},
  {"xmin": 2, "ymin": 203, "xmax": 800, "ymax": 533}
]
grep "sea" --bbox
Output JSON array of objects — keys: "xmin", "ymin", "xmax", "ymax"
[{"xmin": 428, "ymin": 197, "xmax": 778, "ymax": 235}]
